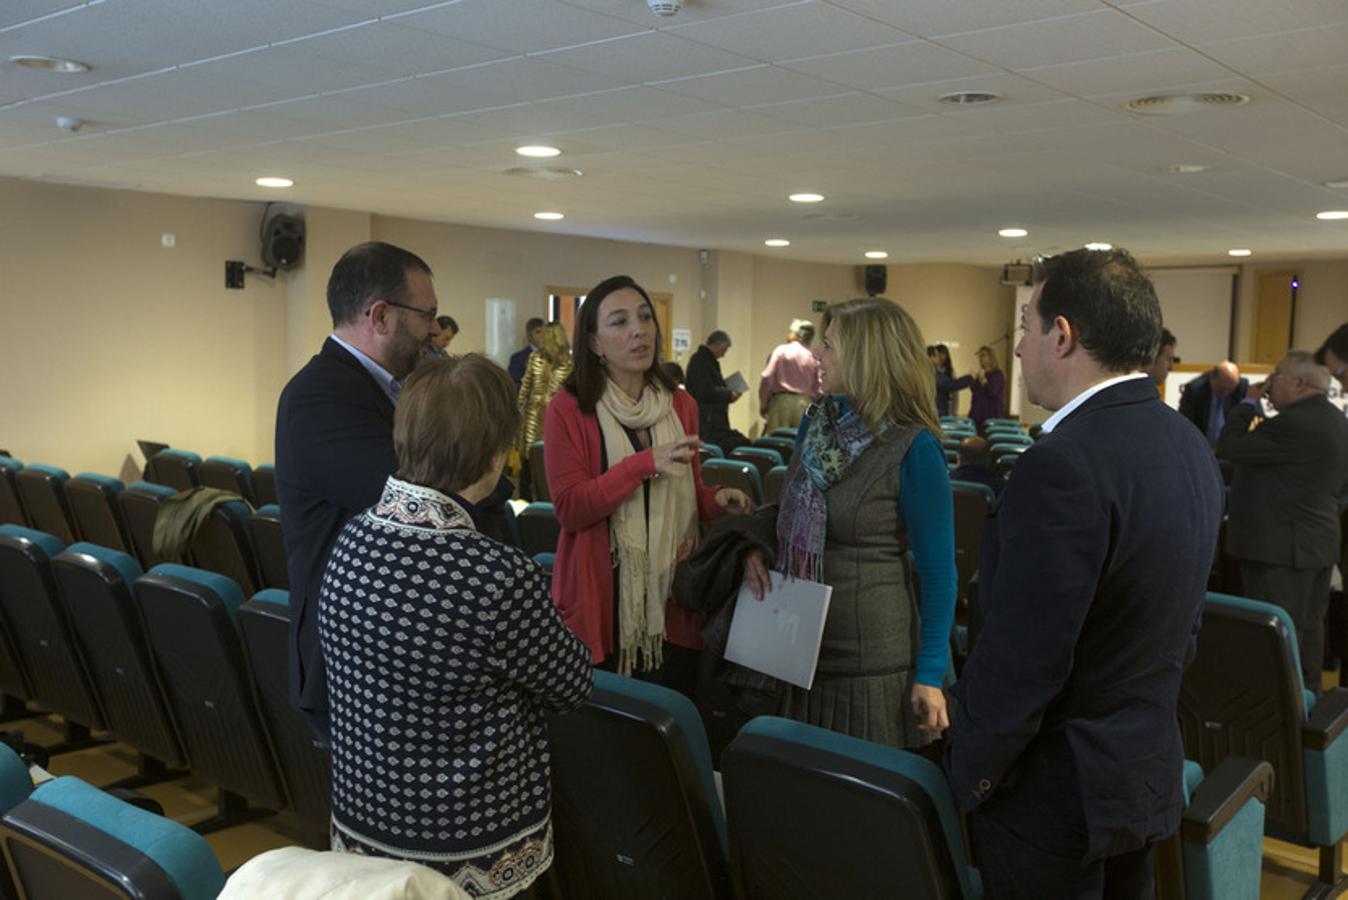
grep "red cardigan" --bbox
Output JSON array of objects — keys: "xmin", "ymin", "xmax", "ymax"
[{"xmin": 543, "ymin": 387, "xmax": 723, "ymax": 664}]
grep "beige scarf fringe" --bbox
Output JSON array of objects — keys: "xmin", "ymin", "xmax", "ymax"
[{"xmin": 597, "ymin": 379, "xmax": 699, "ymax": 676}]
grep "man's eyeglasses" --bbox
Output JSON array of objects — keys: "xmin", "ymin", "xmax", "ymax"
[{"xmin": 367, "ymin": 300, "xmax": 438, "ymax": 323}]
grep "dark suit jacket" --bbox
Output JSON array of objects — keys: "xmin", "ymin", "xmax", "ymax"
[
  {"xmin": 685, "ymin": 345, "xmax": 735, "ymax": 440},
  {"xmin": 948, "ymin": 378, "xmax": 1223, "ymax": 861},
  {"xmin": 275, "ymin": 339, "xmax": 397, "ymax": 742},
  {"xmin": 509, "ymin": 345, "xmax": 534, "ymax": 387},
  {"xmin": 1218, "ymin": 394, "xmax": 1348, "ymax": 569},
  {"xmin": 1178, "ymin": 372, "xmax": 1249, "ymax": 437}
]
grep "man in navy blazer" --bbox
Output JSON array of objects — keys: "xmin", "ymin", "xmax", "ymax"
[
  {"xmin": 508, "ymin": 317, "xmax": 545, "ymax": 387},
  {"xmin": 947, "ymin": 248, "xmax": 1223, "ymax": 898}
]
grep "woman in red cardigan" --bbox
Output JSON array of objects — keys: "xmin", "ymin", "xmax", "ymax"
[{"xmin": 544, "ymin": 275, "xmax": 752, "ymax": 695}]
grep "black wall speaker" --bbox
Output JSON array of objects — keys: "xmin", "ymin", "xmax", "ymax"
[
  {"xmin": 864, "ymin": 264, "xmax": 887, "ymax": 297},
  {"xmin": 262, "ymin": 213, "xmax": 305, "ymax": 271}
]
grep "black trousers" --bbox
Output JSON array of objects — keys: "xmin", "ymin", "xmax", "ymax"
[{"xmin": 1239, "ymin": 560, "xmax": 1333, "ymax": 690}]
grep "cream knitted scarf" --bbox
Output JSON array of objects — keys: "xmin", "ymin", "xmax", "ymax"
[{"xmin": 596, "ymin": 379, "xmax": 699, "ymax": 676}]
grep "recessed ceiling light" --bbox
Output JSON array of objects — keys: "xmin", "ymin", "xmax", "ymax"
[
  {"xmin": 788, "ymin": 192, "xmax": 824, "ymax": 203},
  {"xmin": 1165, "ymin": 164, "xmax": 1212, "ymax": 174},
  {"xmin": 1084, "ymin": 242, "xmax": 1112, "ymax": 251},
  {"xmin": 9, "ymin": 54, "xmax": 90, "ymax": 73},
  {"xmin": 255, "ymin": 176, "xmax": 293, "ymax": 188},
  {"xmin": 516, "ymin": 145, "xmax": 561, "ymax": 158},
  {"xmin": 938, "ymin": 91, "xmax": 1001, "ymax": 106},
  {"xmin": 1324, "ymin": 178, "xmax": 1348, "ymax": 190},
  {"xmin": 998, "ymin": 227, "xmax": 1028, "ymax": 238},
  {"xmin": 1228, "ymin": 248, "xmax": 1252, "ymax": 257},
  {"xmin": 1316, "ymin": 210, "xmax": 1348, "ymax": 220},
  {"xmin": 764, "ymin": 239, "xmax": 790, "ymax": 248},
  {"xmin": 1124, "ymin": 93, "xmax": 1249, "ymax": 115},
  {"xmin": 502, "ymin": 166, "xmax": 583, "ymax": 180},
  {"xmin": 864, "ymin": 251, "xmax": 888, "ymax": 259},
  {"xmin": 534, "ymin": 211, "xmax": 564, "ymax": 220}
]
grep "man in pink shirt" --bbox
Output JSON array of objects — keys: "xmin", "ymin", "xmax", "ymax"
[{"xmin": 759, "ymin": 319, "xmax": 823, "ymax": 432}]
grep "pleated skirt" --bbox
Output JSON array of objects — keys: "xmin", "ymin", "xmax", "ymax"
[{"xmin": 776, "ymin": 667, "xmax": 932, "ymax": 750}]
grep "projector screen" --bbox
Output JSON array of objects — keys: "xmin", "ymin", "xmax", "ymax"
[{"xmin": 1143, "ymin": 266, "xmax": 1238, "ymax": 365}]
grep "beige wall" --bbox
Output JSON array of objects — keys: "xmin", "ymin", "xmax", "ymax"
[{"xmin": 1230, "ymin": 259, "xmax": 1347, "ymax": 365}]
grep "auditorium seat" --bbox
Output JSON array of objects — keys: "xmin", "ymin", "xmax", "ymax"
[
  {"xmin": 145, "ymin": 449, "xmax": 200, "ymax": 492},
  {"xmin": 702, "ymin": 459, "xmax": 762, "ymax": 506},
  {"xmin": 945, "ymin": 448, "xmax": 959, "ymax": 465},
  {"xmin": 252, "ymin": 464, "xmax": 278, "ymax": 507},
  {"xmin": 989, "ymin": 442, "xmax": 1028, "ymax": 457},
  {"xmin": 13, "ymin": 464, "xmax": 78, "ymax": 545},
  {"xmin": 0, "ymin": 457, "xmax": 28, "ymax": 527},
  {"xmin": 751, "ymin": 436, "xmax": 795, "ymax": 464},
  {"xmin": 0, "ymin": 526, "xmax": 106, "ymax": 742},
  {"xmin": 516, "ymin": 502, "xmax": 560, "ymax": 558},
  {"xmin": 532, "ymin": 552, "xmax": 555, "ymax": 573},
  {"xmin": 722, "ymin": 716, "xmax": 981, "ymax": 899},
  {"xmin": 729, "ymin": 447, "xmax": 782, "ymax": 483},
  {"xmin": 117, "ymin": 481, "xmax": 177, "ymax": 570},
  {"xmin": 769, "ymin": 427, "xmax": 798, "ymax": 438},
  {"xmin": 237, "ymin": 590, "xmax": 331, "ymax": 842},
  {"xmin": 528, "ymin": 440, "xmax": 550, "ymax": 502},
  {"xmin": 548, "ymin": 670, "xmax": 729, "ymax": 899},
  {"xmin": 198, "ymin": 456, "xmax": 256, "ymax": 505},
  {"xmin": 1179, "ymin": 592, "xmax": 1348, "ymax": 895},
  {"xmin": 0, "ymin": 776, "xmax": 225, "ymax": 900},
  {"xmin": 134, "ymin": 565, "xmax": 285, "ymax": 822},
  {"xmin": 994, "ymin": 453, "xmax": 1021, "ymax": 478},
  {"xmin": 986, "ymin": 432, "xmax": 1032, "ymax": 447},
  {"xmin": 1154, "ymin": 756, "xmax": 1273, "ymax": 900},
  {"xmin": 950, "ymin": 481, "xmax": 995, "ymax": 602},
  {"xmin": 763, "ymin": 466, "xmax": 788, "ymax": 505},
  {"xmin": 190, "ymin": 499, "xmax": 261, "ymax": 596},
  {"xmin": 699, "ymin": 443, "xmax": 724, "ymax": 467},
  {"xmin": 248, "ymin": 505, "xmax": 289, "ymax": 590},
  {"xmin": 51, "ymin": 544, "xmax": 186, "ymax": 776},
  {"xmin": 981, "ymin": 417, "xmax": 1020, "ymax": 430},
  {"xmin": 66, "ymin": 474, "xmax": 132, "ymax": 555}
]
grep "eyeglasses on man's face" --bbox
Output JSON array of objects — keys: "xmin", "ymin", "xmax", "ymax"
[{"xmin": 366, "ymin": 300, "xmax": 438, "ymax": 323}]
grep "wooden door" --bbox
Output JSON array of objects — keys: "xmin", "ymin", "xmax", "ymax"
[
  {"xmin": 1252, "ymin": 272, "xmax": 1297, "ymax": 365},
  {"xmin": 649, "ymin": 291, "xmax": 673, "ymax": 362}
]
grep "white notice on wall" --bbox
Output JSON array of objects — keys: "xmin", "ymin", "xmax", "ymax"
[
  {"xmin": 672, "ymin": 328, "xmax": 692, "ymax": 352},
  {"xmin": 724, "ymin": 572, "xmax": 832, "ymax": 689}
]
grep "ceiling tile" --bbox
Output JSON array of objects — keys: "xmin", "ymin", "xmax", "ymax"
[
  {"xmin": 1020, "ymin": 47, "xmax": 1234, "ymax": 98},
  {"xmin": 331, "ymin": 76, "xmax": 519, "ymax": 117},
  {"xmin": 415, "ymin": 57, "xmax": 631, "ymax": 103},
  {"xmin": 1257, "ymin": 62, "xmax": 1348, "ymax": 104},
  {"xmin": 1199, "ymin": 23, "xmax": 1348, "ymax": 76},
  {"xmin": 875, "ymin": 73, "xmax": 1071, "ymax": 111},
  {"xmin": 1122, "ymin": 0, "xmax": 1348, "ymax": 45},
  {"xmin": 666, "ymin": 3, "xmax": 912, "ymax": 62},
  {"xmin": 654, "ymin": 66, "xmax": 845, "ymax": 106},
  {"xmin": 748, "ymin": 91, "xmax": 914, "ymax": 128},
  {"xmin": 777, "ymin": 41, "xmax": 999, "ymax": 91},
  {"xmin": 292, "ymin": 22, "xmax": 511, "ymax": 77},
  {"xmin": 536, "ymin": 86, "xmax": 731, "ymax": 123},
  {"xmin": 185, "ymin": 46, "xmax": 405, "ymax": 95},
  {"xmin": 0, "ymin": 0, "xmax": 81, "ymax": 29},
  {"xmin": 825, "ymin": 0, "xmax": 1101, "ymax": 38},
  {"xmin": 395, "ymin": 0, "xmax": 647, "ymax": 53},
  {"xmin": 657, "ymin": 108, "xmax": 802, "ymax": 139},
  {"xmin": 553, "ymin": 0, "xmax": 805, "ymax": 27},
  {"xmin": 537, "ymin": 31, "xmax": 759, "ymax": 83},
  {"xmin": 936, "ymin": 10, "xmax": 1177, "ymax": 70}
]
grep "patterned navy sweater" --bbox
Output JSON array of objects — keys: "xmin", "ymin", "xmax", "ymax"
[{"xmin": 319, "ymin": 477, "xmax": 592, "ymax": 897}]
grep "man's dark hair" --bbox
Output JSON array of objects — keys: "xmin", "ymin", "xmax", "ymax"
[
  {"xmin": 957, "ymin": 436, "xmax": 992, "ymax": 469},
  {"xmin": 797, "ymin": 323, "xmax": 815, "ymax": 345},
  {"xmin": 565, "ymin": 275, "xmax": 677, "ymax": 413},
  {"xmin": 525, "ymin": 317, "xmax": 545, "ymax": 334},
  {"xmin": 437, "ymin": 315, "xmax": 459, "ymax": 333},
  {"xmin": 706, "ymin": 330, "xmax": 731, "ymax": 347},
  {"xmin": 1034, "ymin": 248, "xmax": 1161, "ymax": 372},
  {"xmin": 1159, "ymin": 327, "xmax": 1176, "ymax": 350},
  {"xmin": 327, "ymin": 242, "xmax": 432, "ymax": 328},
  {"xmin": 1315, "ymin": 322, "xmax": 1348, "ymax": 365}
]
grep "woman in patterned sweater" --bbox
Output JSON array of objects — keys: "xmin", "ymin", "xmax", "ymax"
[{"xmin": 319, "ymin": 354, "xmax": 594, "ymax": 899}]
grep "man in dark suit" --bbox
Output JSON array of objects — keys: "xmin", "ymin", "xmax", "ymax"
[
  {"xmin": 508, "ymin": 317, "xmax": 544, "ymax": 387},
  {"xmin": 275, "ymin": 242, "xmax": 442, "ymax": 743},
  {"xmin": 685, "ymin": 330, "xmax": 749, "ymax": 453},
  {"xmin": 947, "ymin": 248, "xmax": 1223, "ymax": 898},
  {"xmin": 1217, "ymin": 351, "xmax": 1348, "ymax": 689},
  {"xmin": 1178, "ymin": 360, "xmax": 1248, "ymax": 447}
]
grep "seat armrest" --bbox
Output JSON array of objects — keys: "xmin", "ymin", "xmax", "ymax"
[
  {"xmin": 1303, "ymin": 688, "xmax": 1348, "ymax": 752},
  {"xmin": 1180, "ymin": 757, "xmax": 1274, "ymax": 845},
  {"xmin": 105, "ymin": 788, "xmax": 165, "ymax": 816}
]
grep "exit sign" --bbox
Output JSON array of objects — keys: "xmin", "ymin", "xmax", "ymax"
[{"xmin": 811, "ymin": 299, "xmax": 827, "ymax": 312}]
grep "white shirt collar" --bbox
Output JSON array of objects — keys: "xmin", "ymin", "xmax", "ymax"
[
  {"xmin": 1040, "ymin": 372, "xmax": 1149, "ymax": 434},
  {"xmin": 330, "ymin": 333, "xmax": 400, "ymax": 406}
]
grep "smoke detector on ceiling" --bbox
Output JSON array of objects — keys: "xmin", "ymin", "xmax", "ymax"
[
  {"xmin": 1123, "ymin": 93, "xmax": 1249, "ymax": 115},
  {"xmin": 648, "ymin": 0, "xmax": 682, "ymax": 16}
]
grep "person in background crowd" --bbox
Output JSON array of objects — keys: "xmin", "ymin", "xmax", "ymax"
[
  {"xmin": 968, "ymin": 345, "xmax": 1007, "ymax": 426},
  {"xmin": 544, "ymin": 276, "xmax": 752, "ymax": 696},
  {"xmin": 930, "ymin": 343, "xmax": 972, "ymax": 417},
  {"xmin": 1178, "ymin": 360, "xmax": 1247, "ymax": 447},
  {"xmin": 1144, "ymin": 328, "xmax": 1177, "ymax": 391},
  {"xmin": 321, "ymin": 354, "xmax": 593, "ymax": 898},
  {"xmin": 759, "ymin": 318, "xmax": 822, "ymax": 433},
  {"xmin": 686, "ymin": 330, "xmax": 750, "ymax": 453},
  {"xmin": 424, "ymin": 314, "xmax": 459, "ymax": 360},
  {"xmin": 743, "ymin": 297, "xmax": 956, "ymax": 749},
  {"xmin": 948, "ymin": 248, "xmax": 1223, "ymax": 899},
  {"xmin": 509, "ymin": 317, "xmax": 545, "ymax": 387},
  {"xmin": 516, "ymin": 323, "xmax": 572, "ymax": 499},
  {"xmin": 1316, "ymin": 322, "xmax": 1348, "ymax": 392},
  {"xmin": 949, "ymin": 436, "xmax": 1005, "ymax": 497}
]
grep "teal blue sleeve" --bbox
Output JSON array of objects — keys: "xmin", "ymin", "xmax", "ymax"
[{"xmin": 900, "ymin": 430, "xmax": 957, "ymax": 686}]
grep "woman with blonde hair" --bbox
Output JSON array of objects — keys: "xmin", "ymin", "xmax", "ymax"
[
  {"xmin": 744, "ymin": 296, "xmax": 956, "ymax": 748},
  {"xmin": 517, "ymin": 322, "xmax": 571, "ymax": 497},
  {"xmin": 968, "ymin": 344, "xmax": 1007, "ymax": 426}
]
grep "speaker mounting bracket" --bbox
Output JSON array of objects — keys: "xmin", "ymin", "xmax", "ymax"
[{"xmin": 225, "ymin": 259, "xmax": 278, "ymax": 290}]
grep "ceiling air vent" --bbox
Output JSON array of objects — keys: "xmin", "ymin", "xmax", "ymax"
[
  {"xmin": 502, "ymin": 167, "xmax": 583, "ymax": 180},
  {"xmin": 937, "ymin": 91, "xmax": 1001, "ymax": 106},
  {"xmin": 1124, "ymin": 93, "xmax": 1249, "ymax": 115}
]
